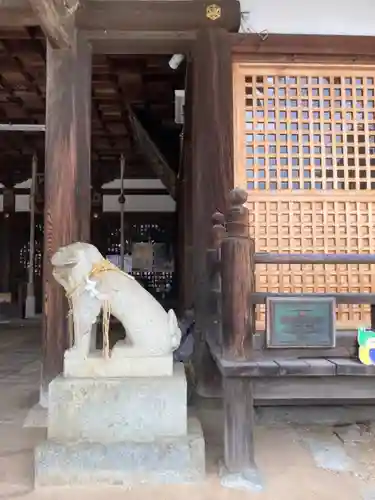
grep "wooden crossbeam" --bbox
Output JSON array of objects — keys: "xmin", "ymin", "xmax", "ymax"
[
  {"xmin": 2, "ymin": 0, "xmax": 240, "ymax": 33},
  {"xmin": 0, "ymin": 0, "xmax": 37, "ymax": 26},
  {"xmin": 76, "ymin": 0, "xmax": 241, "ymax": 33}
]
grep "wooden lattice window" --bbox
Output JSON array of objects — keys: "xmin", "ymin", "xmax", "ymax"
[{"xmin": 233, "ymin": 63, "xmax": 375, "ymax": 328}]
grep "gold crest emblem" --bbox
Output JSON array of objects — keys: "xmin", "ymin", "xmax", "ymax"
[{"xmin": 206, "ymin": 4, "xmax": 221, "ymax": 21}]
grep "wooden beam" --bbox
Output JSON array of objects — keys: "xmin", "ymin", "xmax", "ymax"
[
  {"xmin": 231, "ymin": 33, "xmax": 375, "ymax": 57},
  {"xmin": 1, "ymin": 0, "xmax": 240, "ymax": 32},
  {"xmin": 126, "ymin": 105, "xmax": 176, "ymax": 199},
  {"xmin": 255, "ymin": 252, "xmax": 375, "ymax": 265},
  {"xmin": 27, "ymin": 0, "xmax": 82, "ymax": 48},
  {"xmin": 0, "ymin": 0, "xmax": 37, "ymax": 26},
  {"xmin": 76, "ymin": 1, "xmax": 241, "ymax": 33},
  {"xmin": 88, "ymin": 31, "xmax": 194, "ymax": 55},
  {"xmin": 41, "ymin": 30, "xmax": 91, "ymax": 405}
]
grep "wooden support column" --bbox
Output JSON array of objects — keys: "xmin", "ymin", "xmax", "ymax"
[
  {"xmin": 0, "ymin": 187, "xmax": 15, "ymax": 294},
  {"xmin": 91, "ymin": 182, "xmax": 104, "ymax": 254},
  {"xmin": 221, "ymin": 188, "xmax": 256, "ymax": 475},
  {"xmin": 41, "ymin": 31, "xmax": 92, "ymax": 406},
  {"xmin": 221, "ymin": 188, "xmax": 254, "ymax": 358},
  {"xmin": 223, "ymin": 377, "xmax": 255, "ymax": 473},
  {"xmin": 177, "ymin": 62, "xmax": 193, "ymax": 315},
  {"xmin": 191, "ymin": 27, "xmax": 234, "ymax": 392}
]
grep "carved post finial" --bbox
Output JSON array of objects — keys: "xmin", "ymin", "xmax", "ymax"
[
  {"xmin": 212, "ymin": 211, "xmax": 225, "ymax": 226},
  {"xmin": 228, "ymin": 187, "xmax": 248, "ymax": 208},
  {"xmin": 211, "ymin": 211, "xmax": 226, "ymax": 248},
  {"xmin": 226, "ymin": 187, "xmax": 249, "ymax": 238},
  {"xmin": 220, "ymin": 188, "xmax": 254, "ymax": 360}
]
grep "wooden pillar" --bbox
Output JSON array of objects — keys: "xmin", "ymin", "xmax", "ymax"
[
  {"xmin": 221, "ymin": 188, "xmax": 256, "ymax": 473},
  {"xmin": 41, "ymin": 31, "xmax": 92, "ymax": 405},
  {"xmin": 221, "ymin": 188, "xmax": 254, "ymax": 358},
  {"xmin": 223, "ymin": 377, "xmax": 255, "ymax": 472},
  {"xmin": 0, "ymin": 187, "xmax": 15, "ymax": 294},
  {"xmin": 91, "ymin": 182, "xmax": 104, "ymax": 253},
  {"xmin": 191, "ymin": 28, "xmax": 234, "ymax": 391},
  {"xmin": 198, "ymin": 211, "xmax": 227, "ymax": 397},
  {"xmin": 177, "ymin": 62, "xmax": 193, "ymax": 314}
]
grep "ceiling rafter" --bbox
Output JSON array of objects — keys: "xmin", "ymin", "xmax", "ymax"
[{"xmin": 0, "ymin": 28, "xmax": 185, "ymax": 187}]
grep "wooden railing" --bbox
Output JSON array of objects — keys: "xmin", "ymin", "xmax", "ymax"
[
  {"xmin": 206, "ymin": 190, "xmax": 375, "ymax": 477},
  {"xmin": 206, "ymin": 187, "xmax": 375, "ymax": 360}
]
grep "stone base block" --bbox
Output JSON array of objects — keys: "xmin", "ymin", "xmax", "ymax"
[
  {"xmin": 48, "ymin": 363, "xmax": 187, "ymax": 442},
  {"xmin": 35, "ymin": 418, "xmax": 205, "ymax": 487},
  {"xmin": 64, "ymin": 342, "xmax": 173, "ymax": 378}
]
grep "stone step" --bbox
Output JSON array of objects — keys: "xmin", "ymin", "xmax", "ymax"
[{"xmin": 35, "ymin": 417, "xmax": 205, "ymax": 487}]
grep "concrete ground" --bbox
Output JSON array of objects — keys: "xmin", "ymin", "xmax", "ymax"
[{"xmin": 1, "ymin": 323, "xmax": 375, "ymax": 499}]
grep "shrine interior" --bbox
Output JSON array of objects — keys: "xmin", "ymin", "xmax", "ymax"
[{"xmin": 0, "ymin": 26, "xmax": 187, "ymax": 318}]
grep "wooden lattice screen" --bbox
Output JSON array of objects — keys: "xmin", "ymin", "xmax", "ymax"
[{"xmin": 233, "ymin": 63, "xmax": 375, "ymax": 328}]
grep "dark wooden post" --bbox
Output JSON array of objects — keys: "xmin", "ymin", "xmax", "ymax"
[
  {"xmin": 197, "ymin": 211, "xmax": 227, "ymax": 397},
  {"xmin": 223, "ymin": 376, "xmax": 255, "ymax": 473},
  {"xmin": 0, "ymin": 187, "xmax": 15, "ymax": 295},
  {"xmin": 41, "ymin": 31, "xmax": 92, "ymax": 406},
  {"xmin": 177, "ymin": 62, "xmax": 193, "ymax": 315},
  {"xmin": 221, "ymin": 188, "xmax": 256, "ymax": 475},
  {"xmin": 207, "ymin": 211, "xmax": 226, "ymax": 345},
  {"xmin": 191, "ymin": 27, "xmax": 234, "ymax": 392},
  {"xmin": 221, "ymin": 188, "xmax": 254, "ymax": 359},
  {"xmin": 91, "ymin": 182, "xmax": 104, "ymax": 254}
]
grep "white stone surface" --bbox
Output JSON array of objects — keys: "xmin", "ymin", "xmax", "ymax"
[
  {"xmin": 239, "ymin": 0, "xmax": 375, "ymax": 36},
  {"xmin": 48, "ymin": 362, "xmax": 187, "ymax": 442},
  {"xmin": 64, "ymin": 348, "xmax": 173, "ymax": 377},
  {"xmin": 35, "ymin": 417, "xmax": 205, "ymax": 487}
]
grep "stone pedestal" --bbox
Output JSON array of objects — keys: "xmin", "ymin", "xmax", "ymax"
[
  {"xmin": 35, "ymin": 362, "xmax": 205, "ymax": 487},
  {"xmin": 64, "ymin": 341, "xmax": 174, "ymax": 377}
]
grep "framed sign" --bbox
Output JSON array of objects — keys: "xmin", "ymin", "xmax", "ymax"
[{"xmin": 266, "ymin": 296, "xmax": 336, "ymax": 348}]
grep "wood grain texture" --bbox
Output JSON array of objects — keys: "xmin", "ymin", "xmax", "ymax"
[
  {"xmin": 223, "ymin": 377, "xmax": 255, "ymax": 472},
  {"xmin": 196, "ymin": 213, "xmax": 227, "ymax": 398},
  {"xmin": 252, "ymin": 377, "xmax": 375, "ymax": 405},
  {"xmin": 255, "ymin": 253, "xmax": 375, "ymax": 265},
  {"xmin": 76, "ymin": 0, "xmax": 241, "ymax": 33},
  {"xmin": 231, "ymin": 34, "xmax": 375, "ymax": 57},
  {"xmin": 28, "ymin": 0, "xmax": 80, "ymax": 48},
  {"xmin": 191, "ymin": 28, "xmax": 234, "ymax": 394},
  {"xmin": 221, "ymin": 189, "xmax": 254, "ymax": 359},
  {"xmin": 41, "ymin": 31, "xmax": 91, "ymax": 394},
  {"xmin": 217, "ymin": 356, "xmax": 375, "ymax": 378},
  {"xmin": 191, "ymin": 27, "xmax": 234, "ymax": 325},
  {"xmin": 0, "ymin": 1, "xmax": 37, "ymax": 26}
]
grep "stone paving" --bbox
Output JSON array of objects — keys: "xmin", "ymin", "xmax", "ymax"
[{"xmin": 0, "ymin": 322, "xmax": 375, "ymax": 499}]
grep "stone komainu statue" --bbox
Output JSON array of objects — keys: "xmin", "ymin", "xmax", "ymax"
[{"xmin": 51, "ymin": 242, "xmax": 182, "ymax": 360}]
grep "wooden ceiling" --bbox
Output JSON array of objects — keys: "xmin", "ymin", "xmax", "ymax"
[{"xmin": 0, "ymin": 26, "xmax": 185, "ymax": 186}]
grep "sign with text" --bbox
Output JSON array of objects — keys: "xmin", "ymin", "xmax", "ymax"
[{"xmin": 266, "ymin": 296, "xmax": 336, "ymax": 348}]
